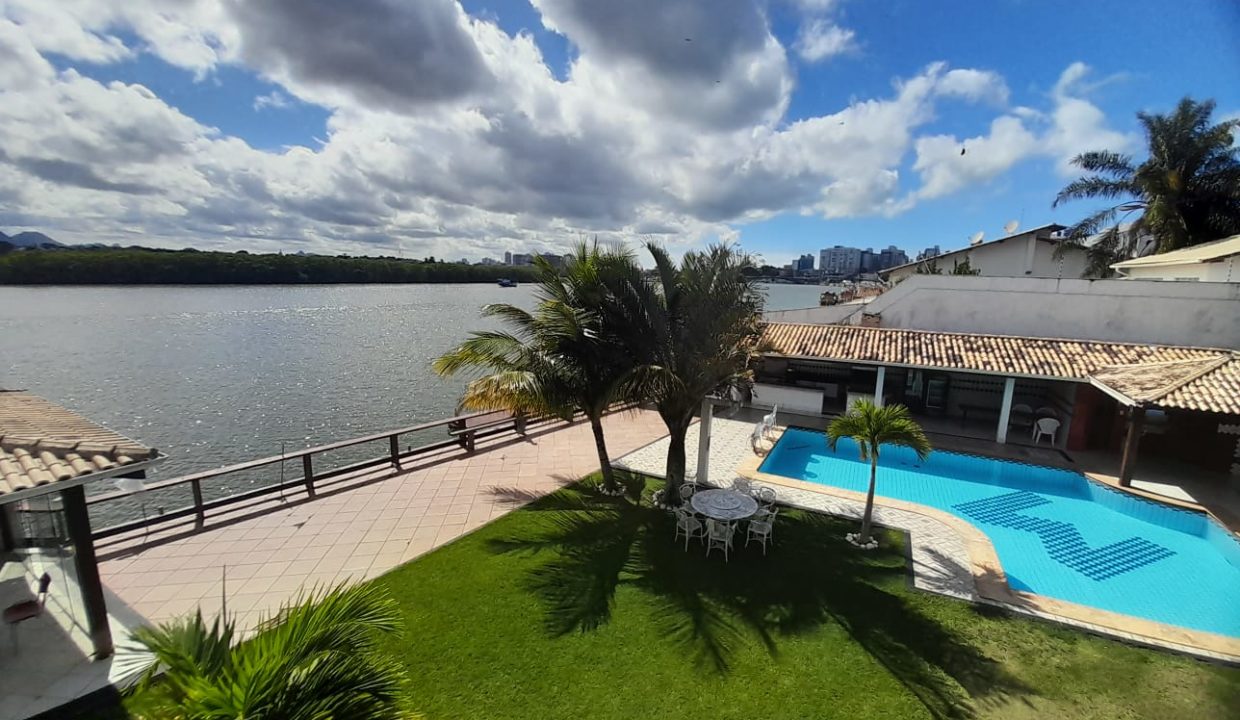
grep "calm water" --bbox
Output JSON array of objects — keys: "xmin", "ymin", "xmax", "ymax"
[{"xmin": 0, "ymin": 282, "xmax": 823, "ymax": 524}]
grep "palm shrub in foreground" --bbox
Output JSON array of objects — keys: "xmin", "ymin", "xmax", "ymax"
[
  {"xmin": 434, "ymin": 243, "xmax": 637, "ymax": 492},
  {"xmin": 826, "ymin": 400, "xmax": 931, "ymax": 546},
  {"xmin": 128, "ymin": 583, "xmax": 410, "ymax": 719},
  {"xmin": 603, "ymin": 243, "xmax": 765, "ymax": 504}
]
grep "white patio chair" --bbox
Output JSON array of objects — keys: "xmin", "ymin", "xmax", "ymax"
[
  {"xmin": 756, "ymin": 486, "xmax": 776, "ymax": 507},
  {"xmin": 761, "ymin": 405, "xmax": 779, "ymax": 439},
  {"xmin": 750, "ymin": 421, "xmax": 766, "ymax": 453},
  {"xmin": 679, "ymin": 483, "xmax": 697, "ymax": 502},
  {"xmin": 746, "ymin": 518, "xmax": 774, "ymax": 554},
  {"xmin": 731, "ymin": 477, "xmax": 753, "ymax": 495},
  {"xmin": 1032, "ymin": 417, "xmax": 1060, "ymax": 445},
  {"xmin": 705, "ymin": 519, "xmax": 736, "ymax": 561},
  {"xmin": 674, "ymin": 506, "xmax": 704, "ymax": 551}
]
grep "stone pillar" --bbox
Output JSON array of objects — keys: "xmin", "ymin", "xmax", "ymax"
[
  {"xmin": 695, "ymin": 399, "xmax": 713, "ymax": 486},
  {"xmin": 996, "ymin": 377, "xmax": 1015, "ymax": 444},
  {"xmin": 873, "ymin": 367, "xmax": 886, "ymax": 407}
]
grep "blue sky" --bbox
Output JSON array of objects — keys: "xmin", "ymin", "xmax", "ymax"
[{"xmin": 1, "ymin": 1, "xmax": 1236, "ymax": 262}]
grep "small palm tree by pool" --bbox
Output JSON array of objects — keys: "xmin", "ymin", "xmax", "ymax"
[{"xmin": 826, "ymin": 400, "xmax": 931, "ymax": 547}]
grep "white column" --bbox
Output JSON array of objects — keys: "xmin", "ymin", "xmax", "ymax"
[
  {"xmin": 996, "ymin": 377, "xmax": 1015, "ymax": 443},
  {"xmin": 873, "ymin": 366, "xmax": 886, "ymax": 407},
  {"xmin": 695, "ymin": 399, "xmax": 713, "ymax": 485}
]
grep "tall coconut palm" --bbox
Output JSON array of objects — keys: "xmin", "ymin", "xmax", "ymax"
[
  {"xmin": 604, "ymin": 243, "xmax": 765, "ymax": 505},
  {"xmin": 433, "ymin": 243, "xmax": 635, "ymax": 492},
  {"xmin": 1053, "ymin": 97, "xmax": 1240, "ymax": 276},
  {"xmin": 826, "ymin": 400, "xmax": 931, "ymax": 546},
  {"xmin": 129, "ymin": 583, "xmax": 410, "ymax": 719}
]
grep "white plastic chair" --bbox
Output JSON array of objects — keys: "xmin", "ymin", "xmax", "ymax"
[
  {"xmin": 679, "ymin": 484, "xmax": 697, "ymax": 502},
  {"xmin": 756, "ymin": 486, "xmax": 777, "ymax": 507},
  {"xmin": 762, "ymin": 404, "xmax": 779, "ymax": 439},
  {"xmin": 674, "ymin": 507, "xmax": 703, "ymax": 551},
  {"xmin": 731, "ymin": 477, "xmax": 753, "ymax": 495},
  {"xmin": 705, "ymin": 519, "xmax": 736, "ymax": 561},
  {"xmin": 746, "ymin": 518, "xmax": 774, "ymax": 554},
  {"xmin": 1032, "ymin": 417, "xmax": 1060, "ymax": 445}
]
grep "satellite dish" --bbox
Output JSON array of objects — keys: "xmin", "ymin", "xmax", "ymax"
[
  {"xmin": 1003, "ymin": 220, "xmax": 1019, "ymax": 235},
  {"xmin": 969, "ymin": 231, "xmax": 985, "ymax": 246},
  {"xmin": 114, "ymin": 477, "xmax": 147, "ymax": 494}
]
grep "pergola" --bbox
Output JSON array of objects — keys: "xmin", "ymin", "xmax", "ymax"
[{"xmin": 0, "ymin": 390, "xmax": 164, "ymax": 658}]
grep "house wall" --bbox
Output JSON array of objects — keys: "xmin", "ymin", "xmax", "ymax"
[
  {"xmin": 851, "ymin": 275, "xmax": 1240, "ymax": 347},
  {"xmin": 1119, "ymin": 256, "xmax": 1240, "ymax": 283},
  {"xmin": 886, "ymin": 234, "xmax": 1090, "ymax": 283}
]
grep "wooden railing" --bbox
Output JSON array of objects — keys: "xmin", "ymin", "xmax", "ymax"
[{"xmin": 88, "ymin": 408, "xmax": 542, "ymax": 542}]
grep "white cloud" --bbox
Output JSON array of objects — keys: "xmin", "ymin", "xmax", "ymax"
[
  {"xmin": 795, "ymin": 19, "xmax": 856, "ymax": 63},
  {"xmin": 253, "ymin": 91, "xmax": 292, "ymax": 111},
  {"xmin": 0, "ymin": 1, "xmax": 1129, "ymax": 259}
]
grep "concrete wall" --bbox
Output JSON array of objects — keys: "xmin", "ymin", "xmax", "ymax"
[
  {"xmin": 887, "ymin": 235, "xmax": 1090, "ymax": 283},
  {"xmin": 844, "ymin": 275, "xmax": 1240, "ymax": 347},
  {"xmin": 1120, "ymin": 256, "xmax": 1240, "ymax": 283},
  {"xmin": 764, "ymin": 302, "xmax": 866, "ymax": 324}
]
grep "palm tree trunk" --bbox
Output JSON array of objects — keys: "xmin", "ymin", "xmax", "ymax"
[
  {"xmin": 859, "ymin": 457, "xmax": 878, "ymax": 544},
  {"xmin": 664, "ymin": 422, "xmax": 689, "ymax": 506},
  {"xmin": 590, "ymin": 415, "xmax": 617, "ymax": 491}
]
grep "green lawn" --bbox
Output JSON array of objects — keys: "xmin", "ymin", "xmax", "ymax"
[{"xmin": 99, "ymin": 472, "xmax": 1238, "ymax": 719}]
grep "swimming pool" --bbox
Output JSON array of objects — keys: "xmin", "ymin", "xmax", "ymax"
[{"xmin": 759, "ymin": 427, "xmax": 1240, "ymax": 639}]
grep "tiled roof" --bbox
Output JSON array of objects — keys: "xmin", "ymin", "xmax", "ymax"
[
  {"xmin": 0, "ymin": 390, "xmax": 157, "ymax": 496},
  {"xmin": 1093, "ymin": 355, "xmax": 1240, "ymax": 415},
  {"xmin": 760, "ymin": 323, "xmax": 1238, "ymax": 414},
  {"xmin": 1111, "ymin": 233, "xmax": 1240, "ymax": 269}
]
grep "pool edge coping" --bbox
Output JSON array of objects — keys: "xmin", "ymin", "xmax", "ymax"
[{"xmin": 736, "ymin": 429, "xmax": 1240, "ymax": 664}]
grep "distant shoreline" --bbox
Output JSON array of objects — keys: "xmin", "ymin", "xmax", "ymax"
[{"xmin": 0, "ymin": 247, "xmax": 543, "ymax": 285}]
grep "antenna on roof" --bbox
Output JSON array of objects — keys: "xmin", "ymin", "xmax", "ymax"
[
  {"xmin": 1003, "ymin": 219, "xmax": 1019, "ymax": 235},
  {"xmin": 969, "ymin": 231, "xmax": 985, "ymax": 246}
]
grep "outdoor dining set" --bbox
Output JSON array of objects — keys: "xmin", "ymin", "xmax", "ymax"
[{"xmin": 672, "ymin": 478, "xmax": 778, "ymax": 561}]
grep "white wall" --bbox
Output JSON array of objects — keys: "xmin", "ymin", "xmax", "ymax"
[
  {"xmin": 764, "ymin": 303, "xmax": 866, "ymax": 324},
  {"xmin": 752, "ymin": 383, "xmax": 823, "ymax": 415},
  {"xmin": 840, "ymin": 275, "xmax": 1240, "ymax": 347},
  {"xmin": 887, "ymin": 235, "xmax": 1090, "ymax": 283},
  {"xmin": 1120, "ymin": 256, "xmax": 1240, "ymax": 283}
]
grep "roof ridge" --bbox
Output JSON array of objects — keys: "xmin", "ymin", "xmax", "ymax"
[
  {"xmin": 762, "ymin": 320, "xmax": 1231, "ymax": 354},
  {"xmin": 1142, "ymin": 353, "xmax": 1239, "ymax": 402}
]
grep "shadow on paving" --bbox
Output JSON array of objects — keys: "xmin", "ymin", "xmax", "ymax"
[{"xmin": 488, "ymin": 473, "xmax": 1032, "ymax": 719}]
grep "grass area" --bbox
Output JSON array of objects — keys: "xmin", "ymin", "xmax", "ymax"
[{"xmin": 96, "ymin": 472, "xmax": 1237, "ymax": 719}]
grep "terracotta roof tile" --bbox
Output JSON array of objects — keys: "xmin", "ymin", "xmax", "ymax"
[
  {"xmin": 761, "ymin": 322, "xmax": 1238, "ymax": 414},
  {"xmin": 0, "ymin": 390, "xmax": 156, "ymax": 496}
]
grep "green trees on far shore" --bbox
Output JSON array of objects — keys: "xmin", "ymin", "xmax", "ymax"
[{"xmin": 0, "ymin": 247, "xmax": 542, "ymax": 285}]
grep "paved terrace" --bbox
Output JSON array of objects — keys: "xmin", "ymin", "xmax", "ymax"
[{"xmin": 97, "ymin": 409, "xmax": 668, "ymax": 632}]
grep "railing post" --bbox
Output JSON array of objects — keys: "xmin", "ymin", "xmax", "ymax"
[
  {"xmin": 464, "ymin": 431, "xmax": 476, "ymax": 454},
  {"xmin": 514, "ymin": 411, "xmax": 527, "ymax": 435},
  {"xmin": 389, "ymin": 434, "xmax": 402, "ymax": 470},
  {"xmin": 191, "ymin": 478, "xmax": 205, "ymax": 529},
  {"xmin": 302, "ymin": 454, "xmax": 316, "ymax": 498}
]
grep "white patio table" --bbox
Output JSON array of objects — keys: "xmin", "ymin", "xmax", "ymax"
[{"xmin": 690, "ymin": 489, "xmax": 758, "ymax": 522}]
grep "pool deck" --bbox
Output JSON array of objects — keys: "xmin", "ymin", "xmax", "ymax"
[{"xmin": 615, "ymin": 412, "xmax": 1240, "ymax": 664}]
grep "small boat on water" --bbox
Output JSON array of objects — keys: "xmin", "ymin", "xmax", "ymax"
[{"xmin": 498, "ymin": 278, "xmax": 518, "ymax": 288}]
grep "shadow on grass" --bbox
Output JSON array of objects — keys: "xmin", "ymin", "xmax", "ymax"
[{"xmin": 488, "ymin": 474, "xmax": 1032, "ymax": 719}]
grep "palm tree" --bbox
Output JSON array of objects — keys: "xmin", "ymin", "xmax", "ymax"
[
  {"xmin": 434, "ymin": 243, "xmax": 635, "ymax": 492},
  {"xmin": 1053, "ymin": 97, "xmax": 1240, "ymax": 276},
  {"xmin": 604, "ymin": 243, "xmax": 765, "ymax": 505},
  {"xmin": 826, "ymin": 400, "xmax": 931, "ymax": 546},
  {"xmin": 129, "ymin": 583, "xmax": 410, "ymax": 719}
]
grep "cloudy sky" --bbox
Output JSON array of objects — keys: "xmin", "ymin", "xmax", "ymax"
[{"xmin": 1, "ymin": 0, "xmax": 1237, "ymax": 264}]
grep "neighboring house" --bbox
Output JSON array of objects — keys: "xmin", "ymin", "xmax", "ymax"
[
  {"xmin": 881, "ymin": 224, "xmax": 1092, "ymax": 282},
  {"xmin": 1111, "ymin": 234, "xmax": 1240, "ymax": 282},
  {"xmin": 764, "ymin": 274, "xmax": 1240, "ymax": 348}
]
